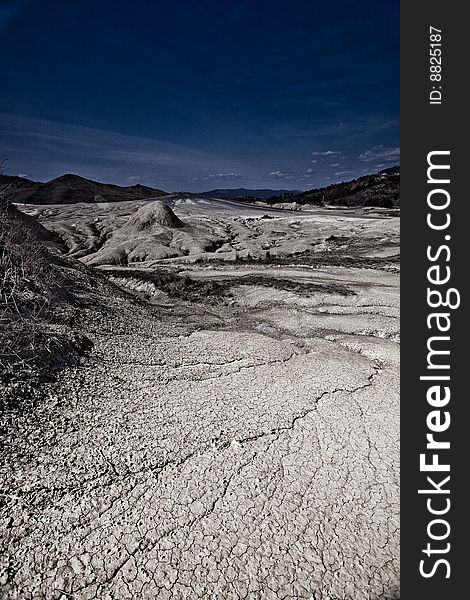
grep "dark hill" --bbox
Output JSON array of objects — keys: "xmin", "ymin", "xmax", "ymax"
[
  {"xmin": 264, "ymin": 167, "xmax": 400, "ymax": 208},
  {"xmin": 0, "ymin": 173, "xmax": 167, "ymax": 205}
]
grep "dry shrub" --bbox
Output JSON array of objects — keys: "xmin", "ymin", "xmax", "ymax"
[
  {"xmin": 0, "ymin": 200, "xmax": 62, "ymax": 375},
  {"xmin": 1, "ymin": 205, "xmax": 54, "ymax": 310}
]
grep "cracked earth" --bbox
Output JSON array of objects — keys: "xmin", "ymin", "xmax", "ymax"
[{"xmin": 1, "ymin": 205, "xmax": 399, "ymax": 599}]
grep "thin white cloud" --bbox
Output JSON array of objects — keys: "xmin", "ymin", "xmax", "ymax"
[
  {"xmin": 329, "ymin": 163, "xmax": 340, "ymax": 167},
  {"xmin": 359, "ymin": 145, "xmax": 400, "ymax": 162},
  {"xmin": 268, "ymin": 170, "xmax": 294, "ymax": 179},
  {"xmin": 312, "ymin": 150, "xmax": 342, "ymax": 156},
  {"xmin": 192, "ymin": 172, "xmax": 240, "ymax": 181},
  {"xmin": 208, "ymin": 172, "xmax": 239, "ymax": 178}
]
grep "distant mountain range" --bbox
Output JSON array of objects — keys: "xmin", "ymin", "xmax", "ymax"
[
  {"xmin": 0, "ymin": 173, "xmax": 166, "ymax": 205},
  {"xmin": 1, "ymin": 167, "xmax": 399, "ymax": 207},
  {"xmin": 200, "ymin": 188, "xmax": 302, "ymax": 199}
]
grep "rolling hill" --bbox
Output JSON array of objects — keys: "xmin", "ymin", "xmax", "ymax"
[
  {"xmin": 0, "ymin": 173, "xmax": 167, "ymax": 205},
  {"xmin": 1, "ymin": 167, "xmax": 400, "ymax": 208},
  {"xmin": 263, "ymin": 167, "xmax": 400, "ymax": 208}
]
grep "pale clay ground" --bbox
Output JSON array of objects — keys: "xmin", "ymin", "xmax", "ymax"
[{"xmin": 1, "ymin": 199, "xmax": 399, "ymax": 599}]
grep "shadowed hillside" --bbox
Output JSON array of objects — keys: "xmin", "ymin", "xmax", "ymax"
[
  {"xmin": 262, "ymin": 167, "xmax": 400, "ymax": 208},
  {"xmin": 0, "ymin": 173, "xmax": 167, "ymax": 205}
]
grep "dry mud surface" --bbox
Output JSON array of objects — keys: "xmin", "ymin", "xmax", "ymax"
[{"xmin": 1, "ymin": 199, "xmax": 399, "ymax": 599}]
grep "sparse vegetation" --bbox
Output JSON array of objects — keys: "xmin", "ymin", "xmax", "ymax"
[
  {"xmin": 264, "ymin": 167, "xmax": 400, "ymax": 208},
  {"xmin": 1, "ymin": 204, "xmax": 55, "ymax": 312},
  {"xmin": 1, "ymin": 206, "xmax": 51, "ymax": 375},
  {"xmin": 0, "ymin": 170, "xmax": 81, "ymax": 379}
]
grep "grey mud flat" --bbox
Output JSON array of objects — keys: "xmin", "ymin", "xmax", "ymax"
[{"xmin": 1, "ymin": 205, "xmax": 399, "ymax": 600}]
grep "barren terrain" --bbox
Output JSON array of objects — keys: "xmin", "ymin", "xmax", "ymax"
[{"xmin": 1, "ymin": 197, "xmax": 399, "ymax": 599}]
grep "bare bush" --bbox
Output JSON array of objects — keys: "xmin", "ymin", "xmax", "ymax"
[
  {"xmin": 0, "ymin": 172, "xmax": 61, "ymax": 374},
  {"xmin": 0, "ymin": 205, "xmax": 55, "ymax": 312}
]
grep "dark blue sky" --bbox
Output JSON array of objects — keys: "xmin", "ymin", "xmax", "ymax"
[{"xmin": 0, "ymin": 0, "xmax": 399, "ymax": 191}]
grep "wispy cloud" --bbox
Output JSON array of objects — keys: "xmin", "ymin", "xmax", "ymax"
[
  {"xmin": 0, "ymin": 113, "xmax": 248, "ymax": 190},
  {"xmin": 268, "ymin": 170, "xmax": 294, "ymax": 179},
  {"xmin": 192, "ymin": 172, "xmax": 241, "ymax": 182},
  {"xmin": 208, "ymin": 172, "xmax": 239, "ymax": 178},
  {"xmin": 359, "ymin": 145, "xmax": 400, "ymax": 162},
  {"xmin": 0, "ymin": 111, "xmax": 398, "ymax": 192},
  {"xmin": 311, "ymin": 150, "xmax": 342, "ymax": 156}
]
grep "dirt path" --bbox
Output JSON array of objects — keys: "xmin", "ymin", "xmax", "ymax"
[{"xmin": 1, "ymin": 268, "xmax": 399, "ymax": 599}]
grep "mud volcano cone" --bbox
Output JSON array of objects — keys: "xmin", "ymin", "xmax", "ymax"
[{"xmin": 128, "ymin": 201, "xmax": 184, "ymax": 231}]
